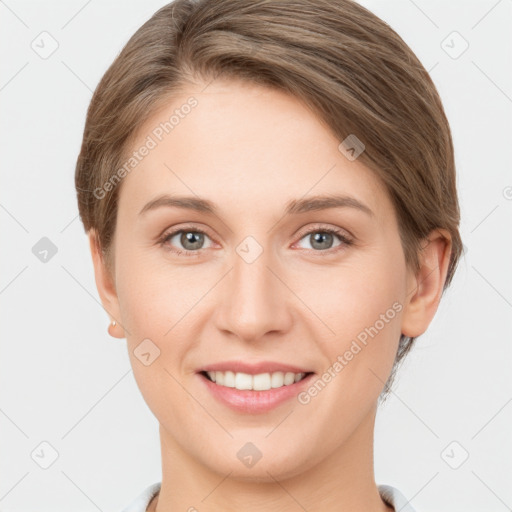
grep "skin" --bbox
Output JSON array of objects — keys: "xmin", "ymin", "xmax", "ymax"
[{"xmin": 89, "ymin": 78, "xmax": 452, "ymax": 512}]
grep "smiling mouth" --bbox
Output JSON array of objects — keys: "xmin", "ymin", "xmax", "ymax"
[{"xmin": 200, "ymin": 370, "xmax": 314, "ymax": 391}]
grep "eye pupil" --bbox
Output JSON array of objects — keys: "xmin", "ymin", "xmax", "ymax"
[
  {"xmin": 181, "ymin": 231, "xmax": 204, "ymax": 250},
  {"xmin": 310, "ymin": 232, "xmax": 333, "ymax": 250}
]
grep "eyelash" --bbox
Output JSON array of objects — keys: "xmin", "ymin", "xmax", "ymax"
[{"xmin": 158, "ymin": 225, "xmax": 354, "ymax": 257}]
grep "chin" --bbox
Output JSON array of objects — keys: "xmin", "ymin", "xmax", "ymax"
[{"xmin": 200, "ymin": 445, "xmax": 318, "ymax": 483}]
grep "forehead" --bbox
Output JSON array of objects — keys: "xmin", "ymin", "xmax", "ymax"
[{"xmin": 117, "ymin": 79, "xmax": 391, "ymax": 221}]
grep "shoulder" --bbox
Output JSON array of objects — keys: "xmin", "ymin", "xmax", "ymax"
[
  {"xmin": 378, "ymin": 484, "xmax": 418, "ymax": 512},
  {"xmin": 120, "ymin": 482, "xmax": 161, "ymax": 512}
]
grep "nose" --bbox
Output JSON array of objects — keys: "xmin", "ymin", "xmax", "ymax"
[{"xmin": 214, "ymin": 248, "xmax": 293, "ymax": 343}]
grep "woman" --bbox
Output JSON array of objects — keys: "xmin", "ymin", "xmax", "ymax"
[{"xmin": 74, "ymin": 0, "xmax": 462, "ymax": 510}]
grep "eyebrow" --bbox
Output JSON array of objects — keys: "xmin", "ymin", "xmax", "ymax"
[{"xmin": 138, "ymin": 193, "xmax": 374, "ymax": 218}]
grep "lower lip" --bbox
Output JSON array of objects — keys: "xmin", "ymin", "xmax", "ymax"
[{"xmin": 198, "ymin": 372, "xmax": 314, "ymax": 414}]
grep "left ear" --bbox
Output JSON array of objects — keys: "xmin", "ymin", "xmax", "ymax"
[{"xmin": 400, "ymin": 229, "xmax": 452, "ymax": 338}]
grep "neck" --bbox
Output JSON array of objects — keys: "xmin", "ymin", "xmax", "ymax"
[{"xmin": 150, "ymin": 403, "xmax": 393, "ymax": 512}]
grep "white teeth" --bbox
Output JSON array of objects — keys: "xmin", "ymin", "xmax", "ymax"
[
  {"xmin": 253, "ymin": 373, "xmax": 271, "ymax": 391},
  {"xmin": 215, "ymin": 371, "xmax": 224, "ymax": 386},
  {"xmin": 205, "ymin": 370, "xmax": 307, "ymax": 390},
  {"xmin": 283, "ymin": 372, "xmax": 296, "ymax": 385},
  {"xmin": 235, "ymin": 372, "xmax": 253, "ymax": 390},
  {"xmin": 223, "ymin": 370, "xmax": 235, "ymax": 387},
  {"xmin": 271, "ymin": 371, "xmax": 284, "ymax": 388}
]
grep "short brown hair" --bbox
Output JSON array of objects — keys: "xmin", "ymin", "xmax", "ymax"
[{"xmin": 75, "ymin": 0, "xmax": 462, "ymax": 401}]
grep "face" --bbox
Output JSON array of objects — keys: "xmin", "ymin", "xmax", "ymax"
[{"xmin": 93, "ymin": 78, "xmax": 432, "ymax": 482}]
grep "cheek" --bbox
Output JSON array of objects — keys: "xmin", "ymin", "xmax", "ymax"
[
  {"xmin": 299, "ymin": 276, "xmax": 403, "ymax": 441},
  {"xmin": 300, "ymin": 250, "xmax": 405, "ymax": 341},
  {"xmin": 115, "ymin": 253, "xmax": 198, "ymax": 421},
  {"xmin": 114, "ymin": 248, "xmax": 211, "ymax": 397},
  {"xmin": 115, "ymin": 243, "xmax": 195, "ymax": 336},
  {"xmin": 301, "ymin": 245, "xmax": 406, "ymax": 389}
]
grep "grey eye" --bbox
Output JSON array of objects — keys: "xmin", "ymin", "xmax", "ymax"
[
  {"xmin": 165, "ymin": 230, "xmax": 213, "ymax": 252},
  {"xmin": 297, "ymin": 231, "xmax": 343, "ymax": 251}
]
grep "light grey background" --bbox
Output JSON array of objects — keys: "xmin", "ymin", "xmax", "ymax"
[{"xmin": 1, "ymin": 0, "xmax": 511, "ymax": 511}]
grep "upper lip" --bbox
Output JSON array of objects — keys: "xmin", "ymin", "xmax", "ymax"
[{"xmin": 199, "ymin": 361, "xmax": 313, "ymax": 375}]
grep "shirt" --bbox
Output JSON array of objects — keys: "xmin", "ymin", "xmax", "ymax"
[{"xmin": 120, "ymin": 481, "xmax": 417, "ymax": 511}]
